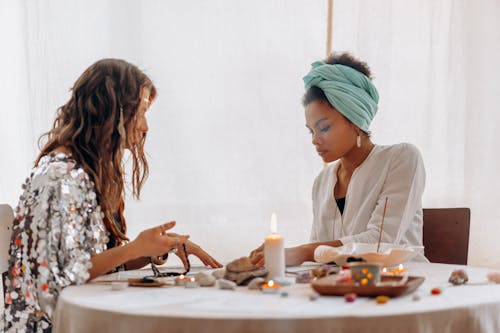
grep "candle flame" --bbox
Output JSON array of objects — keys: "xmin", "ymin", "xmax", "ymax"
[
  {"xmin": 270, "ymin": 212, "xmax": 278, "ymax": 234},
  {"xmin": 398, "ymin": 264, "xmax": 404, "ymax": 270},
  {"xmin": 180, "ymin": 274, "xmax": 184, "ymax": 279},
  {"xmin": 268, "ymin": 280, "xmax": 274, "ymax": 287}
]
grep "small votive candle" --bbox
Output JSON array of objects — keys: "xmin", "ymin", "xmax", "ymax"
[
  {"xmin": 349, "ymin": 262, "xmax": 381, "ymax": 286},
  {"xmin": 261, "ymin": 280, "xmax": 281, "ymax": 294},
  {"xmin": 184, "ymin": 277, "xmax": 200, "ymax": 288},
  {"xmin": 383, "ymin": 264, "xmax": 407, "ymax": 276},
  {"xmin": 175, "ymin": 274, "xmax": 188, "ymax": 286}
]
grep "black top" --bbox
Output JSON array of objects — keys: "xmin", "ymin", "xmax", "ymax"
[{"xmin": 335, "ymin": 197, "xmax": 346, "ymax": 215}]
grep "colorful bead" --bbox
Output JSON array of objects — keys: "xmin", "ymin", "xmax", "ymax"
[
  {"xmin": 431, "ymin": 287, "xmax": 442, "ymax": 295},
  {"xmin": 376, "ymin": 295, "xmax": 390, "ymax": 304},
  {"xmin": 344, "ymin": 293, "xmax": 357, "ymax": 302}
]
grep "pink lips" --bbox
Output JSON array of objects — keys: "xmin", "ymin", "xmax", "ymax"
[{"xmin": 317, "ymin": 150, "xmax": 327, "ymax": 156}]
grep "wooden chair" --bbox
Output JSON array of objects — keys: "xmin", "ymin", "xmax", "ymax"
[
  {"xmin": 1, "ymin": 204, "xmax": 14, "ymax": 319},
  {"xmin": 423, "ymin": 208, "xmax": 470, "ymax": 265}
]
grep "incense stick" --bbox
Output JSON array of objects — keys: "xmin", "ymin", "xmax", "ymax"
[{"xmin": 377, "ymin": 197, "xmax": 388, "ymax": 253}]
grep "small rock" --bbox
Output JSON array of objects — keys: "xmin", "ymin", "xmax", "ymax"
[
  {"xmin": 280, "ymin": 291, "xmax": 289, "ymax": 297},
  {"xmin": 412, "ymin": 293, "xmax": 421, "ymax": 301},
  {"xmin": 296, "ymin": 271, "xmax": 313, "ymax": 284},
  {"xmin": 212, "ymin": 269, "xmax": 226, "ymax": 280},
  {"xmin": 196, "ymin": 272, "xmax": 216, "ymax": 287},
  {"xmin": 217, "ymin": 279, "xmax": 237, "ymax": 290},
  {"xmin": 224, "ymin": 267, "xmax": 268, "ymax": 286},
  {"xmin": 226, "ymin": 257, "xmax": 256, "ymax": 273},
  {"xmin": 449, "ymin": 269, "xmax": 469, "ymax": 285},
  {"xmin": 309, "ymin": 293, "xmax": 320, "ymax": 301},
  {"xmin": 274, "ymin": 276, "xmax": 296, "ymax": 286},
  {"xmin": 248, "ymin": 277, "xmax": 265, "ymax": 290}
]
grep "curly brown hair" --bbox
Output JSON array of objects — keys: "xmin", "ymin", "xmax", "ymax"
[{"xmin": 36, "ymin": 58, "xmax": 157, "ymax": 245}]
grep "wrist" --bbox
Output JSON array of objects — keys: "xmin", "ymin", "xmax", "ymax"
[
  {"xmin": 301, "ymin": 244, "xmax": 317, "ymax": 262},
  {"xmin": 123, "ymin": 240, "xmax": 142, "ymax": 261}
]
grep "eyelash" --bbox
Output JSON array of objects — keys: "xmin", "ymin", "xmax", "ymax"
[{"xmin": 307, "ymin": 125, "xmax": 331, "ymax": 135}]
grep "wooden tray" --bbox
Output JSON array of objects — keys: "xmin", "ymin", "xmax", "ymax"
[
  {"xmin": 311, "ymin": 275, "xmax": 425, "ymax": 297},
  {"xmin": 127, "ymin": 278, "xmax": 169, "ymax": 287}
]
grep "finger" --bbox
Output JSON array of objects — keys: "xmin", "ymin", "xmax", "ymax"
[
  {"xmin": 178, "ymin": 235, "xmax": 190, "ymax": 244},
  {"xmin": 199, "ymin": 251, "xmax": 223, "ymax": 268},
  {"xmin": 162, "ymin": 221, "xmax": 176, "ymax": 231},
  {"xmin": 175, "ymin": 247, "xmax": 189, "ymax": 270}
]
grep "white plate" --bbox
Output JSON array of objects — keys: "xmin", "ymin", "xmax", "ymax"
[{"xmin": 314, "ymin": 243, "xmax": 422, "ymax": 267}]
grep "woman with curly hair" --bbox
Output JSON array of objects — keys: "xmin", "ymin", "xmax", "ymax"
[{"xmin": 3, "ymin": 59, "xmax": 221, "ymax": 332}]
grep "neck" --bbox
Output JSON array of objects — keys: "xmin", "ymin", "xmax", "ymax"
[{"xmin": 339, "ymin": 138, "xmax": 375, "ymax": 174}]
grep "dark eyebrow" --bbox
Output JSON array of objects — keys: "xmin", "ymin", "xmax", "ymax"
[
  {"xmin": 306, "ymin": 117, "xmax": 329, "ymax": 130},
  {"xmin": 306, "ymin": 117, "xmax": 329, "ymax": 129},
  {"xmin": 314, "ymin": 117, "xmax": 329, "ymax": 127}
]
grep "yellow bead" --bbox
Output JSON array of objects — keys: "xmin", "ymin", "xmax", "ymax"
[{"xmin": 376, "ymin": 295, "xmax": 390, "ymax": 304}]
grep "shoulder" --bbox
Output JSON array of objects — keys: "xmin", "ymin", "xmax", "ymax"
[
  {"xmin": 373, "ymin": 143, "xmax": 423, "ymax": 163},
  {"xmin": 31, "ymin": 153, "xmax": 95, "ymax": 197}
]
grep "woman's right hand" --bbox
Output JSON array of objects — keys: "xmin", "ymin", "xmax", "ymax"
[{"xmin": 129, "ymin": 221, "xmax": 189, "ymax": 258}]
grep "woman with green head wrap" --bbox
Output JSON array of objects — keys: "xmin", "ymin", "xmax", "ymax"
[{"xmin": 250, "ymin": 52, "xmax": 427, "ymax": 266}]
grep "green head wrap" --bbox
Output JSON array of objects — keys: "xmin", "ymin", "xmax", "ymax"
[{"xmin": 303, "ymin": 61, "xmax": 379, "ymax": 132}]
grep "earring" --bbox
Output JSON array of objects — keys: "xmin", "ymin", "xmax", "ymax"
[{"xmin": 356, "ymin": 134, "xmax": 361, "ymax": 148}]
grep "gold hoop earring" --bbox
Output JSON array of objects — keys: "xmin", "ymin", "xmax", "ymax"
[{"xmin": 356, "ymin": 134, "xmax": 361, "ymax": 148}]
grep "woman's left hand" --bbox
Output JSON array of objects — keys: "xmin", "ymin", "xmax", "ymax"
[{"xmin": 168, "ymin": 233, "xmax": 223, "ymax": 269}]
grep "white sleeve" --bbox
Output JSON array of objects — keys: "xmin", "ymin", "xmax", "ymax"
[
  {"xmin": 309, "ymin": 174, "xmax": 320, "ymax": 242},
  {"xmin": 339, "ymin": 144, "xmax": 426, "ymax": 245}
]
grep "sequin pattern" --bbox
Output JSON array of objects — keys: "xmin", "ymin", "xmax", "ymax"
[{"xmin": 3, "ymin": 153, "xmax": 109, "ymax": 332}]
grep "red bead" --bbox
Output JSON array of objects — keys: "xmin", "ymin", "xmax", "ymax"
[
  {"xmin": 431, "ymin": 288, "xmax": 442, "ymax": 295},
  {"xmin": 344, "ymin": 293, "xmax": 357, "ymax": 302}
]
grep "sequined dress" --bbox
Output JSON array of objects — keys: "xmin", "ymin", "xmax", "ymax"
[{"xmin": 3, "ymin": 153, "xmax": 109, "ymax": 332}]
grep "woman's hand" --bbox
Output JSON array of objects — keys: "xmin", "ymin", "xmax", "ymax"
[
  {"xmin": 167, "ymin": 233, "xmax": 223, "ymax": 269},
  {"xmin": 129, "ymin": 221, "xmax": 189, "ymax": 258}
]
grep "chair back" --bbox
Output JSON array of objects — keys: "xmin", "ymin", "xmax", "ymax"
[
  {"xmin": 1, "ymin": 204, "xmax": 14, "ymax": 320},
  {"xmin": 423, "ymin": 207, "xmax": 470, "ymax": 265}
]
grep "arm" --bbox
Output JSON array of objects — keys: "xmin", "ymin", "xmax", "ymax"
[
  {"xmin": 249, "ymin": 240, "xmax": 343, "ymax": 267},
  {"xmin": 88, "ymin": 222, "xmax": 188, "ymax": 280}
]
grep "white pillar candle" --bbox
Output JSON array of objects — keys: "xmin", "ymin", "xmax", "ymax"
[{"xmin": 264, "ymin": 212, "xmax": 285, "ymax": 280}]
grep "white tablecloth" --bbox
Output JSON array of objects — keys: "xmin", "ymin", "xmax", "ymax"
[{"xmin": 53, "ymin": 263, "xmax": 500, "ymax": 333}]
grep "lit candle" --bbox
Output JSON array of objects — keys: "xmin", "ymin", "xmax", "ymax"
[
  {"xmin": 261, "ymin": 280, "xmax": 281, "ymax": 294},
  {"xmin": 264, "ymin": 212, "xmax": 285, "ymax": 280},
  {"xmin": 184, "ymin": 277, "xmax": 200, "ymax": 288},
  {"xmin": 175, "ymin": 274, "xmax": 187, "ymax": 286},
  {"xmin": 382, "ymin": 264, "xmax": 407, "ymax": 276}
]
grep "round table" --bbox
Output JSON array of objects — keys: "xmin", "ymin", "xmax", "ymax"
[{"xmin": 53, "ymin": 263, "xmax": 500, "ymax": 333}]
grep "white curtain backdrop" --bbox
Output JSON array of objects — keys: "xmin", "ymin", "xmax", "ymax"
[
  {"xmin": 0, "ymin": 0, "xmax": 499, "ymax": 267},
  {"xmin": 331, "ymin": 0, "xmax": 500, "ymax": 268}
]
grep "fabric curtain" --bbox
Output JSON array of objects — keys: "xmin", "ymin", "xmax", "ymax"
[{"xmin": 331, "ymin": 0, "xmax": 500, "ymax": 267}]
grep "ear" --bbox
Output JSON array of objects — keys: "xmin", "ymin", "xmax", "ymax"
[{"xmin": 349, "ymin": 122, "xmax": 361, "ymax": 135}]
